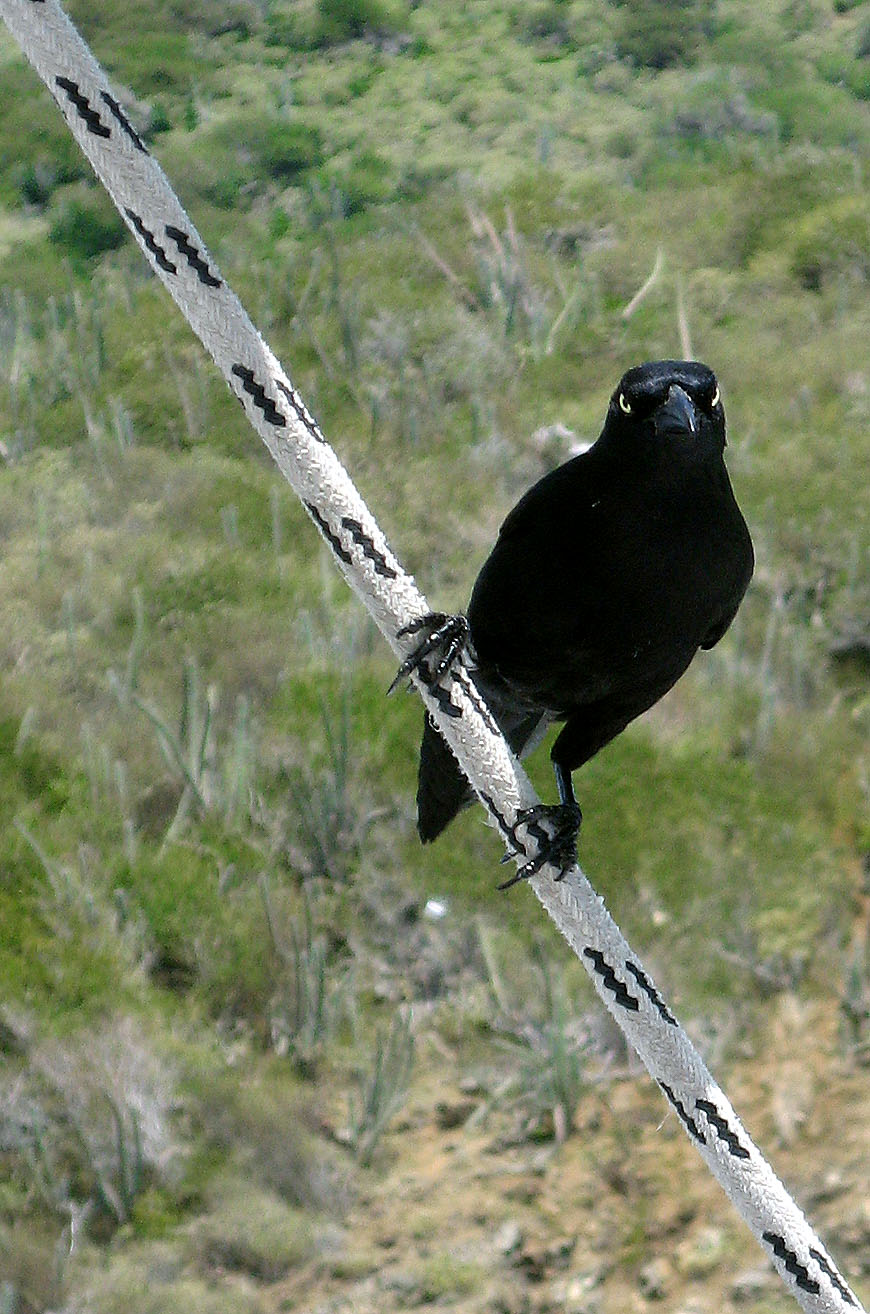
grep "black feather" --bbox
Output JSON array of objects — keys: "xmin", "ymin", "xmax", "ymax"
[{"xmin": 411, "ymin": 360, "xmax": 754, "ymax": 874}]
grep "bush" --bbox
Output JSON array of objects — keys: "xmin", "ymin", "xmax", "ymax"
[
  {"xmin": 347, "ymin": 1008, "xmax": 415, "ymax": 1165},
  {"xmin": 48, "ymin": 191, "xmax": 127, "ymax": 264},
  {"xmin": 258, "ymin": 122, "xmax": 324, "ymax": 182},
  {"xmin": 180, "ymin": 115, "xmax": 324, "ymax": 209},
  {"xmin": 817, "ymin": 49, "xmax": 870, "ymax": 101},
  {"xmin": 196, "ymin": 1179, "xmax": 317, "ymax": 1280},
  {"xmin": 1, "ymin": 1017, "xmax": 178, "ymax": 1234},
  {"xmin": 16, "ymin": 154, "xmax": 85, "ymax": 208},
  {"xmin": 319, "ymin": 150, "xmax": 395, "ymax": 216},
  {"xmin": 614, "ymin": 0, "xmax": 704, "ymax": 69},
  {"xmin": 517, "ymin": 2, "xmax": 576, "ymax": 49},
  {"xmin": 315, "ymin": 0, "xmax": 400, "ymax": 45},
  {"xmin": 790, "ymin": 196, "xmax": 870, "ymax": 290}
]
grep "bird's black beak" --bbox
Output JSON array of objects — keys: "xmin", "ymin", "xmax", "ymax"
[{"xmin": 654, "ymin": 384, "xmax": 699, "ymax": 438}]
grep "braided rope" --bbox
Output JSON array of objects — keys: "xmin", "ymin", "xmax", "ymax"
[{"xmin": 0, "ymin": 4, "xmax": 862, "ymax": 1310}]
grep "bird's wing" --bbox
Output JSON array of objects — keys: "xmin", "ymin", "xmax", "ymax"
[
  {"xmin": 700, "ymin": 521, "xmax": 754, "ymax": 649},
  {"xmin": 700, "ymin": 605, "xmax": 739, "ymax": 650},
  {"xmin": 468, "ymin": 462, "xmax": 627, "ymax": 713},
  {"xmin": 495, "ymin": 451, "xmax": 596, "ymax": 543}
]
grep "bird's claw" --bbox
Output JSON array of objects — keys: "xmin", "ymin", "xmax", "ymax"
[
  {"xmin": 388, "ymin": 612, "xmax": 469, "ymax": 694},
  {"xmin": 498, "ymin": 802, "xmax": 583, "ymax": 890}
]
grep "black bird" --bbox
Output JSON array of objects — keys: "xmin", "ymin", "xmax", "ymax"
[{"xmin": 396, "ymin": 360, "xmax": 754, "ymax": 884}]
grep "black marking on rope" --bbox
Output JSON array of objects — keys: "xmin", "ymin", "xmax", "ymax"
[
  {"xmin": 54, "ymin": 77, "xmax": 110, "ymax": 138},
  {"xmin": 340, "ymin": 517, "xmax": 397, "ymax": 579},
  {"xmin": 762, "ymin": 1233, "xmax": 820, "ymax": 1295},
  {"xmin": 809, "ymin": 1249, "xmax": 857, "ymax": 1306},
  {"xmin": 274, "ymin": 378, "xmax": 326, "ymax": 443},
  {"xmin": 624, "ymin": 962, "xmax": 677, "ymax": 1025},
  {"xmin": 231, "ymin": 364, "xmax": 285, "ymax": 427},
  {"xmin": 124, "ymin": 209, "xmax": 177, "ymax": 275},
  {"xmin": 583, "ymin": 948, "xmax": 640, "ymax": 1012},
  {"xmin": 426, "ymin": 680, "xmax": 462, "ymax": 719},
  {"xmin": 455, "ymin": 669, "xmax": 500, "ymax": 736},
  {"xmin": 695, "ymin": 1099, "xmax": 751, "ymax": 1160},
  {"xmin": 100, "ymin": 92, "xmax": 147, "ymax": 152},
  {"xmin": 165, "ymin": 225, "xmax": 222, "ymax": 288},
  {"xmin": 480, "ymin": 791, "xmax": 517, "ymax": 846},
  {"xmin": 659, "ymin": 1082, "xmax": 706, "ymax": 1144},
  {"xmin": 304, "ymin": 502, "xmax": 353, "ymax": 565}
]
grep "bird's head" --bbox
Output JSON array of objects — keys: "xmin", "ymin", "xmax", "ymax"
[{"xmin": 604, "ymin": 360, "xmax": 726, "ymax": 458}]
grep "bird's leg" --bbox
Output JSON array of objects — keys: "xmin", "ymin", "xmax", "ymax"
[
  {"xmin": 387, "ymin": 612, "xmax": 470, "ymax": 695},
  {"xmin": 499, "ymin": 761, "xmax": 582, "ymax": 889}
]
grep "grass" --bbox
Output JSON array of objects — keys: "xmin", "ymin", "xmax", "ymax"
[
  {"xmin": 195, "ymin": 1177, "xmax": 318, "ymax": 1281},
  {"xmin": 0, "ymin": 0, "xmax": 868, "ymax": 1310},
  {"xmin": 346, "ymin": 1006, "xmax": 415, "ymax": 1164}
]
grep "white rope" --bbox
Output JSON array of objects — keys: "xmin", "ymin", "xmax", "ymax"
[{"xmin": 0, "ymin": 4, "xmax": 862, "ymax": 1310}]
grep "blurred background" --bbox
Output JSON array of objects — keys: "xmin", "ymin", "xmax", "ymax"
[{"xmin": 0, "ymin": 1, "xmax": 868, "ymax": 1310}]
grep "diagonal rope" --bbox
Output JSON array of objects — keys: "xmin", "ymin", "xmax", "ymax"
[{"xmin": 0, "ymin": 3, "xmax": 862, "ymax": 1310}]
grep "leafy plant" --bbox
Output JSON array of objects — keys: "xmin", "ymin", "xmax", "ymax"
[
  {"xmin": 614, "ymin": 0, "xmax": 704, "ymax": 69},
  {"xmin": 281, "ymin": 685, "xmax": 361, "ymax": 879},
  {"xmin": 111, "ymin": 654, "xmax": 258, "ymax": 842},
  {"xmin": 315, "ymin": 0, "xmax": 401, "ymax": 45},
  {"xmin": 347, "ymin": 1008, "xmax": 415, "ymax": 1165},
  {"xmin": 516, "ymin": 2, "xmax": 577, "ymax": 50},
  {"xmin": 790, "ymin": 196, "xmax": 870, "ymax": 290},
  {"xmin": 48, "ymin": 191, "xmax": 127, "ymax": 265},
  {"xmin": 260, "ymin": 880, "xmax": 349, "ymax": 1077},
  {"xmin": 478, "ymin": 925, "xmax": 592, "ymax": 1141},
  {"xmin": 0, "ymin": 1018, "xmax": 176, "ymax": 1233},
  {"xmin": 840, "ymin": 936, "xmax": 870, "ymax": 1062},
  {"xmin": 259, "ymin": 122, "xmax": 324, "ymax": 182}
]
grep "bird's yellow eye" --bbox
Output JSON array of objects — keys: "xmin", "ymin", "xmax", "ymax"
[
  {"xmin": 710, "ymin": 385, "xmax": 720, "ymax": 408},
  {"xmin": 618, "ymin": 392, "xmax": 632, "ymax": 414}
]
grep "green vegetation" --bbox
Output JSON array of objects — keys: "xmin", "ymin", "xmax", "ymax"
[{"xmin": 0, "ymin": 0, "xmax": 868, "ymax": 1310}]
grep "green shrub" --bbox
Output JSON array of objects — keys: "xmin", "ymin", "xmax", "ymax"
[
  {"xmin": 196, "ymin": 1069, "xmax": 344, "ymax": 1209},
  {"xmin": 319, "ymin": 149, "xmax": 395, "ymax": 215},
  {"xmin": 614, "ymin": 0, "xmax": 704, "ymax": 69},
  {"xmin": 181, "ymin": 115, "xmax": 324, "ymax": 208},
  {"xmin": 817, "ymin": 49, "xmax": 870, "ymax": 101},
  {"xmin": 730, "ymin": 156, "xmax": 850, "ymax": 268},
  {"xmin": 197, "ymin": 1179, "xmax": 317, "ymax": 1280},
  {"xmin": 69, "ymin": 1254, "xmax": 264, "ymax": 1314},
  {"xmin": 790, "ymin": 196, "xmax": 870, "ymax": 290},
  {"xmin": 517, "ymin": 2, "xmax": 576, "ymax": 49},
  {"xmin": 48, "ymin": 190, "xmax": 127, "ymax": 264},
  {"xmin": 416, "ymin": 1256, "xmax": 487, "ymax": 1303},
  {"xmin": 148, "ymin": 100, "xmax": 173, "ymax": 137},
  {"xmin": 111, "ymin": 842, "xmax": 271, "ymax": 1017},
  {"xmin": 347, "ymin": 1008, "xmax": 415, "ymax": 1165},
  {"xmin": 16, "ymin": 154, "xmax": 84, "ymax": 208},
  {"xmin": 0, "ymin": 65, "xmax": 88, "ymax": 207},
  {"xmin": 0, "ymin": 717, "xmax": 71, "ymax": 815},
  {"xmin": 112, "ymin": 33, "xmax": 199, "ymax": 95},
  {"xmin": 315, "ymin": 0, "xmax": 400, "ymax": 45},
  {"xmin": 258, "ymin": 122, "xmax": 325, "ymax": 181},
  {"xmin": 265, "ymin": 6, "xmax": 316, "ymax": 50}
]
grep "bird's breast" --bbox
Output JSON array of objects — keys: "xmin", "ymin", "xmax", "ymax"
[{"xmin": 468, "ymin": 456, "xmax": 751, "ymax": 705}]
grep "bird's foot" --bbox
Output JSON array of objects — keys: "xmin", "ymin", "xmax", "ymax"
[
  {"xmin": 499, "ymin": 802, "xmax": 583, "ymax": 890},
  {"xmin": 388, "ymin": 612, "xmax": 469, "ymax": 695}
]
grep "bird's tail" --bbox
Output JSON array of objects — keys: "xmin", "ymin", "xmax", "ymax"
[
  {"xmin": 416, "ymin": 712, "xmax": 474, "ymax": 843},
  {"xmin": 415, "ymin": 690, "xmax": 549, "ymax": 843}
]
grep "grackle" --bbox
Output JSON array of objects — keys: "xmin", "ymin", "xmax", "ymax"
[{"xmin": 394, "ymin": 361, "xmax": 754, "ymax": 885}]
